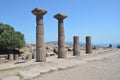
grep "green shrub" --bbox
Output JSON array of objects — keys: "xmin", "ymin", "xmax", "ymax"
[{"xmin": 0, "ymin": 23, "xmax": 25, "ymax": 51}]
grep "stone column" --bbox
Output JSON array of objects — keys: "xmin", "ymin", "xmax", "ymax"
[
  {"xmin": 73, "ymin": 36, "xmax": 80, "ymax": 56},
  {"xmin": 32, "ymin": 8, "xmax": 47, "ymax": 62},
  {"xmin": 8, "ymin": 54, "xmax": 14, "ymax": 61},
  {"xmin": 14, "ymin": 54, "xmax": 19, "ymax": 60},
  {"xmin": 86, "ymin": 36, "xmax": 92, "ymax": 53},
  {"xmin": 54, "ymin": 13, "xmax": 67, "ymax": 58}
]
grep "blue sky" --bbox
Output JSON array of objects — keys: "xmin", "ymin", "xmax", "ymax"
[{"xmin": 0, "ymin": 0, "xmax": 120, "ymax": 44}]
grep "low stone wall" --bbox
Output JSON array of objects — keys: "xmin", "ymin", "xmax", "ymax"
[{"xmin": 0, "ymin": 55, "xmax": 8, "ymax": 59}]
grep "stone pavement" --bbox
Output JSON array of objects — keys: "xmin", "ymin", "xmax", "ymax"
[{"xmin": 0, "ymin": 49, "xmax": 119, "ymax": 80}]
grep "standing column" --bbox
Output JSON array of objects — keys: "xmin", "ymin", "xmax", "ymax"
[
  {"xmin": 86, "ymin": 36, "xmax": 92, "ymax": 53},
  {"xmin": 73, "ymin": 36, "xmax": 80, "ymax": 56},
  {"xmin": 32, "ymin": 8, "xmax": 47, "ymax": 62},
  {"xmin": 8, "ymin": 54, "xmax": 14, "ymax": 61},
  {"xmin": 54, "ymin": 13, "xmax": 67, "ymax": 58}
]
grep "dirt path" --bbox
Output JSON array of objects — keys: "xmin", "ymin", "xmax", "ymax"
[{"xmin": 33, "ymin": 50, "xmax": 120, "ymax": 80}]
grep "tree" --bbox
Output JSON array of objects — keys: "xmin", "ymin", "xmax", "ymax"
[{"xmin": 0, "ymin": 23, "xmax": 25, "ymax": 53}]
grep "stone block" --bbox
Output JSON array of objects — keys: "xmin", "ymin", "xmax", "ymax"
[{"xmin": 0, "ymin": 58, "xmax": 6, "ymax": 64}]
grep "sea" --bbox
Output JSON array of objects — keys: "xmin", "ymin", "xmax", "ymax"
[{"xmin": 45, "ymin": 41, "xmax": 119, "ymax": 48}]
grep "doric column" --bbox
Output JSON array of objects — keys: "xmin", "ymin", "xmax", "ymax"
[
  {"xmin": 54, "ymin": 13, "xmax": 67, "ymax": 58},
  {"xmin": 8, "ymin": 54, "xmax": 14, "ymax": 61},
  {"xmin": 14, "ymin": 54, "xmax": 19, "ymax": 60},
  {"xmin": 86, "ymin": 36, "xmax": 92, "ymax": 53},
  {"xmin": 32, "ymin": 8, "xmax": 47, "ymax": 62},
  {"xmin": 73, "ymin": 36, "xmax": 80, "ymax": 56}
]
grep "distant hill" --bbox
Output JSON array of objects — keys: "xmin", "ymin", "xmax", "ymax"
[
  {"xmin": 45, "ymin": 41, "xmax": 57, "ymax": 44},
  {"xmin": 45, "ymin": 41, "xmax": 118, "ymax": 48},
  {"xmin": 45, "ymin": 41, "xmax": 85, "ymax": 46}
]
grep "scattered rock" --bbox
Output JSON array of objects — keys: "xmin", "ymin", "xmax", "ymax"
[
  {"xmin": 46, "ymin": 51, "xmax": 56, "ymax": 57},
  {"xmin": 53, "ymin": 48, "xmax": 58, "ymax": 54},
  {"xmin": 68, "ymin": 47, "xmax": 73, "ymax": 51},
  {"xmin": 26, "ymin": 54, "xmax": 32, "ymax": 60}
]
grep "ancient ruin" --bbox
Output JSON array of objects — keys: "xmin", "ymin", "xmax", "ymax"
[
  {"xmin": 14, "ymin": 54, "xmax": 19, "ymax": 60},
  {"xmin": 86, "ymin": 36, "xmax": 92, "ymax": 53},
  {"xmin": 73, "ymin": 36, "xmax": 80, "ymax": 56},
  {"xmin": 54, "ymin": 13, "xmax": 67, "ymax": 58},
  {"xmin": 8, "ymin": 54, "xmax": 14, "ymax": 61},
  {"xmin": 32, "ymin": 8, "xmax": 47, "ymax": 62}
]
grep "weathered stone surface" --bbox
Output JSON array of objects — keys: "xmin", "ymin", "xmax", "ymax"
[
  {"xmin": 86, "ymin": 36, "xmax": 92, "ymax": 53},
  {"xmin": 18, "ymin": 44, "xmax": 76, "ymax": 59},
  {"xmin": 65, "ymin": 45, "xmax": 73, "ymax": 52},
  {"xmin": 55, "ymin": 64, "xmax": 67, "ymax": 69},
  {"xmin": 36, "ymin": 47, "xmax": 46, "ymax": 62},
  {"xmin": 73, "ymin": 36, "xmax": 79, "ymax": 45},
  {"xmin": 14, "ymin": 54, "xmax": 19, "ymax": 60},
  {"xmin": 32, "ymin": 8, "xmax": 47, "ymax": 62},
  {"xmin": 54, "ymin": 13, "xmax": 67, "ymax": 19},
  {"xmin": 27, "ymin": 54, "xmax": 32, "ymax": 60},
  {"xmin": 0, "ymin": 58, "xmax": 6, "ymax": 64},
  {"xmin": 32, "ymin": 52, "xmax": 36, "ymax": 59},
  {"xmin": 1, "ymin": 76, "xmax": 20, "ymax": 80},
  {"xmin": 42, "ymin": 64, "xmax": 58, "ymax": 71},
  {"xmin": 53, "ymin": 48, "xmax": 58, "ymax": 54},
  {"xmin": 73, "ymin": 36, "xmax": 80, "ymax": 56},
  {"xmin": 18, "ymin": 71, "xmax": 40, "ymax": 80},
  {"xmin": 39, "ymin": 68, "xmax": 50, "ymax": 73},
  {"xmin": 54, "ymin": 13, "xmax": 67, "ymax": 58},
  {"xmin": 8, "ymin": 54, "xmax": 14, "ymax": 61},
  {"xmin": 21, "ymin": 54, "xmax": 27, "ymax": 60},
  {"xmin": 58, "ymin": 36, "xmax": 65, "ymax": 46},
  {"xmin": 0, "ymin": 55, "xmax": 8, "ymax": 59},
  {"xmin": 46, "ymin": 51, "xmax": 56, "ymax": 57},
  {"xmin": 58, "ymin": 47, "xmax": 66, "ymax": 58},
  {"xmin": 17, "ymin": 58, "xmax": 82, "ymax": 80},
  {"xmin": 68, "ymin": 47, "xmax": 73, "ymax": 51},
  {"xmin": 0, "ymin": 48, "xmax": 118, "ymax": 80},
  {"xmin": 32, "ymin": 8, "xmax": 47, "ymax": 15},
  {"xmin": 73, "ymin": 45, "xmax": 80, "ymax": 56}
]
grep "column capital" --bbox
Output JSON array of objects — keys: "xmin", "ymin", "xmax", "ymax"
[
  {"xmin": 54, "ymin": 13, "xmax": 67, "ymax": 20},
  {"xmin": 32, "ymin": 8, "xmax": 47, "ymax": 16},
  {"xmin": 86, "ymin": 36, "xmax": 91, "ymax": 38},
  {"xmin": 86, "ymin": 36, "xmax": 91, "ymax": 42}
]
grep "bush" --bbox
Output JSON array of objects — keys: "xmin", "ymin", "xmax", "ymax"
[{"xmin": 0, "ymin": 23, "xmax": 25, "ymax": 52}]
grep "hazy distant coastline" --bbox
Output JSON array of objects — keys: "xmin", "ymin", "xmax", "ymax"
[{"xmin": 45, "ymin": 41, "xmax": 118, "ymax": 48}]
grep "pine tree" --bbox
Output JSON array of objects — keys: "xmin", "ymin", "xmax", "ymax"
[{"xmin": 0, "ymin": 23, "xmax": 25, "ymax": 54}]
